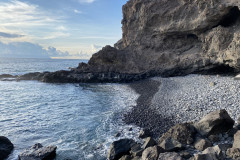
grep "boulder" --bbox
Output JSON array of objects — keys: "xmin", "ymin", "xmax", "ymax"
[
  {"xmin": 194, "ymin": 110, "xmax": 234, "ymax": 136},
  {"xmin": 107, "ymin": 139, "xmax": 136, "ymax": 160},
  {"xmin": 158, "ymin": 152, "xmax": 183, "ymax": 160},
  {"xmin": 159, "ymin": 123, "xmax": 196, "ymax": 145},
  {"xmin": 142, "ymin": 137, "xmax": 156, "ymax": 149},
  {"xmin": 233, "ymin": 130, "xmax": 240, "ymax": 148},
  {"xmin": 191, "ymin": 153, "xmax": 218, "ymax": 160},
  {"xmin": 194, "ymin": 138, "xmax": 212, "ymax": 151},
  {"xmin": 142, "ymin": 146, "xmax": 163, "ymax": 160},
  {"xmin": 179, "ymin": 151, "xmax": 191, "ymax": 159},
  {"xmin": 0, "ymin": 136, "xmax": 14, "ymax": 160},
  {"xmin": 208, "ymin": 135, "xmax": 219, "ymax": 143},
  {"xmin": 202, "ymin": 145, "xmax": 225, "ymax": 160},
  {"xmin": 226, "ymin": 148, "xmax": 240, "ymax": 159},
  {"xmin": 130, "ymin": 143, "xmax": 144, "ymax": 157},
  {"xmin": 119, "ymin": 155, "xmax": 132, "ymax": 160},
  {"xmin": 159, "ymin": 138, "xmax": 184, "ymax": 152},
  {"xmin": 139, "ymin": 129, "xmax": 151, "ymax": 139},
  {"xmin": 18, "ymin": 143, "xmax": 57, "ymax": 160}
]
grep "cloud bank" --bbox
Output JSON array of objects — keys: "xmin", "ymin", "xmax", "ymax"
[
  {"xmin": 0, "ymin": 41, "xmax": 102, "ymax": 59},
  {"xmin": 0, "ymin": 42, "xmax": 72, "ymax": 59}
]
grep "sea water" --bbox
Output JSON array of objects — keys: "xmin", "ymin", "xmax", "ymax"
[{"xmin": 0, "ymin": 58, "xmax": 140, "ymax": 160}]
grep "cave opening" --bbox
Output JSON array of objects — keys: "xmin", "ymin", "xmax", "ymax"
[
  {"xmin": 196, "ymin": 64, "xmax": 236, "ymax": 76},
  {"xmin": 218, "ymin": 6, "xmax": 240, "ymax": 27}
]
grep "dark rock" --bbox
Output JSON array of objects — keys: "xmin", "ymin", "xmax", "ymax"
[
  {"xmin": 179, "ymin": 151, "xmax": 192, "ymax": 159},
  {"xmin": 107, "ymin": 139, "xmax": 136, "ymax": 160},
  {"xmin": 0, "ymin": 136, "xmax": 14, "ymax": 160},
  {"xmin": 119, "ymin": 155, "xmax": 132, "ymax": 160},
  {"xmin": 208, "ymin": 135, "xmax": 220, "ymax": 143},
  {"xmin": 192, "ymin": 153, "xmax": 218, "ymax": 160},
  {"xmin": 130, "ymin": 143, "xmax": 143, "ymax": 157},
  {"xmin": 139, "ymin": 129, "xmax": 151, "ymax": 139},
  {"xmin": 115, "ymin": 132, "xmax": 121, "ymax": 138},
  {"xmin": 194, "ymin": 138, "xmax": 212, "ymax": 151},
  {"xmin": 18, "ymin": 143, "xmax": 57, "ymax": 160},
  {"xmin": 142, "ymin": 137, "xmax": 156, "ymax": 149},
  {"xmin": 158, "ymin": 152, "xmax": 183, "ymax": 160},
  {"xmin": 159, "ymin": 137, "xmax": 184, "ymax": 152},
  {"xmin": 233, "ymin": 130, "xmax": 240, "ymax": 148},
  {"xmin": 194, "ymin": 109, "xmax": 234, "ymax": 136},
  {"xmin": 141, "ymin": 146, "xmax": 163, "ymax": 160},
  {"xmin": 226, "ymin": 148, "xmax": 240, "ymax": 159},
  {"xmin": 202, "ymin": 145, "xmax": 225, "ymax": 160},
  {"xmin": 227, "ymin": 127, "xmax": 238, "ymax": 137},
  {"xmin": 159, "ymin": 123, "xmax": 196, "ymax": 145}
]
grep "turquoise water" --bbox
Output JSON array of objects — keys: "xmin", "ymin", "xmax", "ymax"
[{"xmin": 0, "ymin": 58, "xmax": 139, "ymax": 160}]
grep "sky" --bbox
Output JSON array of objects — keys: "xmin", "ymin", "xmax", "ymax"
[{"xmin": 0, "ymin": 0, "xmax": 128, "ymax": 59}]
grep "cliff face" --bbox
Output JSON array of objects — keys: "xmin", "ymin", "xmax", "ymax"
[{"xmin": 88, "ymin": 0, "xmax": 240, "ymax": 76}]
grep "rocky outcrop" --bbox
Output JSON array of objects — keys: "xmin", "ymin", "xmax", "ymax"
[
  {"xmin": 2, "ymin": 0, "xmax": 240, "ymax": 83},
  {"xmin": 0, "ymin": 136, "xmax": 14, "ymax": 160},
  {"xmin": 18, "ymin": 143, "xmax": 57, "ymax": 160},
  {"xmin": 107, "ymin": 110, "xmax": 236, "ymax": 160}
]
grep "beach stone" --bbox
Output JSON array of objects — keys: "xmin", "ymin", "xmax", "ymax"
[
  {"xmin": 158, "ymin": 152, "xmax": 183, "ymax": 160},
  {"xmin": 194, "ymin": 138, "xmax": 212, "ymax": 151},
  {"xmin": 0, "ymin": 136, "xmax": 14, "ymax": 160},
  {"xmin": 18, "ymin": 143, "xmax": 57, "ymax": 160},
  {"xmin": 159, "ymin": 137, "xmax": 184, "ymax": 152},
  {"xmin": 119, "ymin": 155, "xmax": 132, "ymax": 160},
  {"xmin": 159, "ymin": 123, "xmax": 196, "ymax": 145},
  {"xmin": 139, "ymin": 129, "xmax": 151, "ymax": 139},
  {"xmin": 130, "ymin": 143, "xmax": 143, "ymax": 157},
  {"xmin": 226, "ymin": 148, "xmax": 240, "ymax": 159},
  {"xmin": 233, "ymin": 130, "xmax": 240, "ymax": 148},
  {"xmin": 132, "ymin": 156, "xmax": 141, "ymax": 160},
  {"xmin": 142, "ymin": 137, "xmax": 156, "ymax": 149},
  {"xmin": 142, "ymin": 146, "xmax": 163, "ymax": 160},
  {"xmin": 115, "ymin": 132, "xmax": 121, "ymax": 137},
  {"xmin": 179, "ymin": 151, "xmax": 191, "ymax": 159},
  {"xmin": 194, "ymin": 109, "xmax": 234, "ymax": 136},
  {"xmin": 108, "ymin": 139, "xmax": 136, "ymax": 160},
  {"xmin": 208, "ymin": 135, "xmax": 219, "ymax": 143},
  {"xmin": 210, "ymin": 82, "xmax": 216, "ymax": 86},
  {"xmin": 202, "ymin": 145, "xmax": 224, "ymax": 160},
  {"xmin": 191, "ymin": 153, "xmax": 218, "ymax": 160}
]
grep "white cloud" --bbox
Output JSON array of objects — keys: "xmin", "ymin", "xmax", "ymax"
[
  {"xmin": 0, "ymin": 0, "xmax": 61, "ymax": 27},
  {"xmin": 74, "ymin": 9, "xmax": 82, "ymax": 14},
  {"xmin": 78, "ymin": 0, "xmax": 96, "ymax": 3},
  {"xmin": 0, "ymin": 41, "xmax": 72, "ymax": 58},
  {"xmin": 43, "ymin": 32, "xmax": 70, "ymax": 40}
]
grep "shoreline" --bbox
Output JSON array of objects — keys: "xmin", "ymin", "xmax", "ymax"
[{"xmin": 124, "ymin": 79, "xmax": 175, "ymax": 138}]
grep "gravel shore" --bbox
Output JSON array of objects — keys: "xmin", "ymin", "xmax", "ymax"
[{"xmin": 126, "ymin": 74, "xmax": 240, "ymax": 138}]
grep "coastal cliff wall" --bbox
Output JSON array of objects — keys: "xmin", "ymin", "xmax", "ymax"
[{"xmin": 87, "ymin": 0, "xmax": 240, "ymax": 76}]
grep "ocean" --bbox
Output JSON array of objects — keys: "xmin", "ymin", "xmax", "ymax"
[{"xmin": 0, "ymin": 58, "xmax": 140, "ymax": 160}]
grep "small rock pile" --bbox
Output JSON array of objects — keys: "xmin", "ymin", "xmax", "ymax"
[{"xmin": 107, "ymin": 109, "xmax": 240, "ymax": 160}]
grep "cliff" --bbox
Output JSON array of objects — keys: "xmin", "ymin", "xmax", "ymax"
[
  {"xmin": 4, "ymin": 0, "xmax": 240, "ymax": 82},
  {"xmin": 88, "ymin": 0, "xmax": 240, "ymax": 76}
]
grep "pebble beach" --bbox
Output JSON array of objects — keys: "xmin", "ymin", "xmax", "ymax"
[{"xmin": 126, "ymin": 74, "xmax": 240, "ymax": 138}]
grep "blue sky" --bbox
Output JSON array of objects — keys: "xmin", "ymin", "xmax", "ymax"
[{"xmin": 0, "ymin": 0, "xmax": 128, "ymax": 59}]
